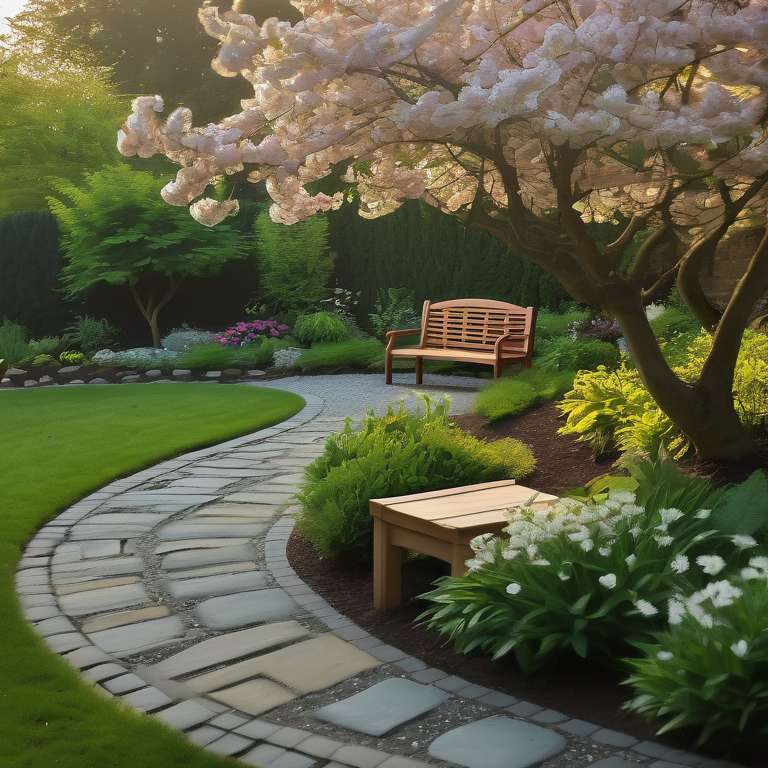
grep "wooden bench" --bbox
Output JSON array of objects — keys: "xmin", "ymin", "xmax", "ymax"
[
  {"xmin": 369, "ymin": 480, "xmax": 558, "ymax": 610},
  {"xmin": 384, "ymin": 299, "xmax": 536, "ymax": 384}
]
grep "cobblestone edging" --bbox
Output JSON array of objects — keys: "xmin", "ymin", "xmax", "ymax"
[{"xmin": 16, "ymin": 391, "xmax": 746, "ymax": 768}]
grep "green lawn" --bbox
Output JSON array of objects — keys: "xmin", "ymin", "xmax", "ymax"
[{"xmin": 0, "ymin": 384, "xmax": 305, "ymax": 768}]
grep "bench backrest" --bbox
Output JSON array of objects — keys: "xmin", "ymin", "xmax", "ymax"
[{"xmin": 419, "ymin": 299, "xmax": 536, "ymax": 354}]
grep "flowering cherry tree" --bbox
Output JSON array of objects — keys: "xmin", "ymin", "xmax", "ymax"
[{"xmin": 119, "ymin": 0, "xmax": 768, "ymax": 460}]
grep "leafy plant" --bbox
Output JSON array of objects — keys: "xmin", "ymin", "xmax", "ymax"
[
  {"xmin": 253, "ymin": 210, "xmax": 336, "ymax": 317},
  {"xmin": 161, "ymin": 326, "xmax": 218, "ymax": 352},
  {"xmin": 66, "ymin": 315, "xmax": 123, "ymax": 356},
  {"xmin": 534, "ymin": 309, "xmax": 590, "ymax": 342},
  {"xmin": 368, "ymin": 287, "xmax": 417, "ymax": 340},
  {"xmin": 474, "ymin": 368, "xmax": 575, "ymax": 423},
  {"xmin": 177, "ymin": 339, "xmax": 290, "ymax": 371},
  {"xmin": 538, "ymin": 337, "xmax": 621, "ymax": 373},
  {"xmin": 27, "ymin": 336, "xmax": 71, "ymax": 359},
  {"xmin": 295, "ymin": 395, "xmax": 535, "ymax": 561},
  {"xmin": 624, "ymin": 568, "xmax": 768, "ymax": 746},
  {"xmin": 32, "ymin": 354, "xmax": 57, "ymax": 367},
  {"xmin": 293, "ymin": 311, "xmax": 349, "ymax": 346},
  {"xmin": 0, "ymin": 320, "xmax": 30, "ymax": 366},
  {"xmin": 215, "ymin": 319, "xmax": 290, "ymax": 347},
  {"xmin": 648, "ymin": 304, "xmax": 702, "ymax": 342},
  {"xmin": 419, "ymin": 458, "xmax": 730, "ymax": 672},
  {"xmin": 295, "ymin": 339, "xmax": 385, "ymax": 372},
  {"xmin": 59, "ymin": 350, "xmax": 87, "ymax": 366}
]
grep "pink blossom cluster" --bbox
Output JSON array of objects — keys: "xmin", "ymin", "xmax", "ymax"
[
  {"xmin": 215, "ymin": 320, "xmax": 290, "ymax": 347},
  {"xmin": 118, "ymin": 0, "xmax": 768, "ymax": 233}
]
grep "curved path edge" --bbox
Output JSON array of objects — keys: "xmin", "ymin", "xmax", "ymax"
[{"xmin": 16, "ymin": 391, "xmax": 742, "ymax": 768}]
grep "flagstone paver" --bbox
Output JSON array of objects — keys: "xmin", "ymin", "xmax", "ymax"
[{"xmin": 16, "ymin": 377, "xmax": 747, "ymax": 768}]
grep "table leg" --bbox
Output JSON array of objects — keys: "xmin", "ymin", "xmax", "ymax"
[
  {"xmin": 373, "ymin": 517, "xmax": 402, "ymax": 610},
  {"xmin": 450, "ymin": 544, "xmax": 472, "ymax": 577}
]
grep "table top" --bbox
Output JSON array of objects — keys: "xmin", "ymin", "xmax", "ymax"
[{"xmin": 370, "ymin": 479, "xmax": 559, "ymax": 532}]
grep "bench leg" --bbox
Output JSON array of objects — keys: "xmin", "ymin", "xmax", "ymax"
[
  {"xmin": 373, "ymin": 517, "xmax": 402, "ymax": 610},
  {"xmin": 415, "ymin": 357, "xmax": 423, "ymax": 385},
  {"xmin": 451, "ymin": 544, "xmax": 473, "ymax": 577},
  {"xmin": 385, "ymin": 351, "xmax": 393, "ymax": 385}
]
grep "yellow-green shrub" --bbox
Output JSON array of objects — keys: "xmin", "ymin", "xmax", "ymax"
[{"xmin": 558, "ymin": 331, "xmax": 768, "ymax": 457}]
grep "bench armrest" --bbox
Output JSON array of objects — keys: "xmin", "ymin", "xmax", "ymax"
[
  {"xmin": 495, "ymin": 333, "xmax": 530, "ymax": 354},
  {"xmin": 385, "ymin": 328, "xmax": 421, "ymax": 351}
]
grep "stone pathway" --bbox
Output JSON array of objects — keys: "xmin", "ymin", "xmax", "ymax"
[{"xmin": 16, "ymin": 376, "xmax": 744, "ymax": 768}]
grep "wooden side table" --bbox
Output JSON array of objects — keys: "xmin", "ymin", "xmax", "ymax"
[{"xmin": 369, "ymin": 479, "xmax": 558, "ymax": 610}]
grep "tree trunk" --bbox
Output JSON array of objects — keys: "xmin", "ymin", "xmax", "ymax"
[
  {"xmin": 129, "ymin": 275, "xmax": 183, "ymax": 348},
  {"xmin": 608, "ymin": 291, "xmax": 758, "ymax": 461}
]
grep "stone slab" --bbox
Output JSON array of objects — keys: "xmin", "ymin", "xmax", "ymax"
[
  {"xmin": 187, "ymin": 634, "xmax": 380, "ymax": 695},
  {"xmin": 223, "ymin": 492, "xmax": 294, "ymax": 505},
  {"xmin": 122, "ymin": 685, "xmax": 174, "ymax": 712},
  {"xmin": 82, "ymin": 663, "xmax": 130, "ymax": 683},
  {"xmin": 208, "ymin": 678, "xmax": 297, "ymax": 715},
  {"xmin": 166, "ymin": 477, "xmax": 238, "ymax": 490},
  {"xmin": 428, "ymin": 716, "xmax": 566, "ymax": 768},
  {"xmin": 103, "ymin": 673, "xmax": 147, "ymax": 694},
  {"xmin": 206, "ymin": 733, "xmax": 254, "ymax": 756},
  {"xmin": 51, "ymin": 557, "xmax": 144, "ymax": 585},
  {"xmin": 80, "ymin": 540, "xmax": 123, "ymax": 559},
  {"xmin": 88, "ymin": 616, "xmax": 185, "ymax": 657},
  {"xmin": 81, "ymin": 605, "xmax": 170, "ymax": 634},
  {"xmin": 165, "ymin": 561, "xmax": 259, "ymax": 580},
  {"xmin": 58, "ymin": 583, "xmax": 149, "ymax": 617},
  {"xmin": 148, "ymin": 621, "xmax": 310, "ymax": 679},
  {"xmin": 313, "ymin": 678, "xmax": 450, "ymax": 736},
  {"xmin": 163, "ymin": 571, "xmax": 269, "ymax": 601},
  {"xmin": 34, "ymin": 616, "xmax": 77, "ymax": 637},
  {"xmin": 157, "ymin": 523, "xmax": 267, "ymax": 541},
  {"xmin": 162, "ymin": 544, "xmax": 255, "ymax": 571},
  {"xmin": 45, "ymin": 632, "xmax": 89, "ymax": 653},
  {"xmin": 62, "ymin": 646, "xmax": 115, "ymax": 669},
  {"xmin": 155, "ymin": 699, "xmax": 220, "ymax": 730},
  {"xmin": 56, "ymin": 576, "xmax": 141, "ymax": 596},
  {"xmin": 195, "ymin": 589, "xmax": 298, "ymax": 630},
  {"xmin": 192, "ymin": 505, "xmax": 281, "ymax": 520},
  {"xmin": 153, "ymin": 538, "xmax": 253, "ymax": 555}
]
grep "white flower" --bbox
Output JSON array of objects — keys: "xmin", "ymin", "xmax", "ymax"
[
  {"xmin": 696, "ymin": 555, "xmax": 726, "ymax": 575},
  {"xmin": 668, "ymin": 598, "xmax": 686, "ymax": 625},
  {"xmin": 501, "ymin": 548, "xmax": 521, "ymax": 561},
  {"xmin": 625, "ymin": 554, "xmax": 636, "ymax": 567},
  {"xmin": 531, "ymin": 559, "xmax": 551, "ymax": 566},
  {"xmin": 657, "ymin": 650, "xmax": 674, "ymax": 661},
  {"xmin": 598, "ymin": 547, "xmax": 612, "ymax": 557},
  {"xmin": 635, "ymin": 599, "xmax": 658, "ymax": 616},
  {"xmin": 629, "ymin": 526, "xmax": 642, "ymax": 539},
  {"xmin": 701, "ymin": 580, "xmax": 743, "ymax": 608},
  {"xmin": 660, "ymin": 508, "xmax": 684, "ymax": 525},
  {"xmin": 558, "ymin": 571, "xmax": 571, "ymax": 581},
  {"xmin": 470, "ymin": 533, "xmax": 495, "ymax": 551},
  {"xmin": 526, "ymin": 544, "xmax": 539, "ymax": 559},
  {"xmin": 654, "ymin": 535, "xmax": 674, "ymax": 547},
  {"xmin": 506, "ymin": 582, "xmax": 522, "ymax": 595},
  {"xmin": 750, "ymin": 556, "xmax": 768, "ymax": 570},
  {"xmin": 695, "ymin": 509, "xmax": 711, "ymax": 519},
  {"xmin": 670, "ymin": 554, "xmax": 689, "ymax": 574},
  {"xmin": 731, "ymin": 640, "xmax": 749, "ymax": 658},
  {"xmin": 568, "ymin": 526, "xmax": 590, "ymax": 542},
  {"xmin": 687, "ymin": 602, "xmax": 714, "ymax": 629},
  {"xmin": 599, "ymin": 573, "xmax": 617, "ymax": 589},
  {"xmin": 741, "ymin": 567, "xmax": 761, "ymax": 580},
  {"xmin": 580, "ymin": 539, "xmax": 594, "ymax": 552},
  {"xmin": 732, "ymin": 534, "xmax": 757, "ymax": 549}
]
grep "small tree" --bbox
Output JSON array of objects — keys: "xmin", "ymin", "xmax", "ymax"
[
  {"xmin": 254, "ymin": 210, "xmax": 335, "ymax": 317},
  {"xmin": 50, "ymin": 165, "xmax": 250, "ymax": 347},
  {"xmin": 119, "ymin": 0, "xmax": 768, "ymax": 460}
]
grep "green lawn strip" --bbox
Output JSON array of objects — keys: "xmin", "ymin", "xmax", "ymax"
[
  {"xmin": 1, "ymin": 384, "xmax": 304, "ymax": 768},
  {"xmin": 474, "ymin": 367, "xmax": 576, "ymax": 423}
]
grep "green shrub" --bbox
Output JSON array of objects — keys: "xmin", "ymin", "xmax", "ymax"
[
  {"xmin": 560, "ymin": 331, "xmax": 768, "ymax": 457},
  {"xmin": 32, "ymin": 354, "xmax": 58, "ymax": 367},
  {"xmin": 60, "ymin": 350, "xmax": 87, "ymax": 366},
  {"xmin": 368, "ymin": 287, "xmax": 417, "ymax": 340},
  {"xmin": 296, "ymin": 339, "xmax": 385, "ymax": 372},
  {"xmin": 295, "ymin": 396, "xmax": 535, "ymax": 561},
  {"xmin": 538, "ymin": 337, "xmax": 621, "ymax": 372},
  {"xmin": 178, "ymin": 339, "xmax": 290, "ymax": 370},
  {"xmin": 419, "ymin": 457, "xmax": 737, "ymax": 673},
  {"xmin": 624, "ymin": 568, "xmax": 768, "ymax": 747},
  {"xmin": 534, "ymin": 309, "xmax": 589, "ymax": 342},
  {"xmin": 648, "ymin": 305, "xmax": 702, "ymax": 342},
  {"xmin": 293, "ymin": 312, "xmax": 349, "ymax": 346},
  {"xmin": 161, "ymin": 326, "xmax": 217, "ymax": 351},
  {"xmin": 67, "ymin": 315, "xmax": 122, "ymax": 356},
  {"xmin": 474, "ymin": 368, "xmax": 575, "ymax": 423},
  {"xmin": 28, "ymin": 336, "xmax": 70, "ymax": 359},
  {"xmin": 0, "ymin": 320, "xmax": 30, "ymax": 366}
]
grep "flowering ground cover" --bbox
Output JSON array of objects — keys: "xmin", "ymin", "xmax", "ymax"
[{"xmin": 0, "ymin": 384, "xmax": 304, "ymax": 768}]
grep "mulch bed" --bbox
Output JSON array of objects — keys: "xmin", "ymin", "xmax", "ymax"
[{"xmin": 286, "ymin": 402, "xmax": 763, "ymax": 765}]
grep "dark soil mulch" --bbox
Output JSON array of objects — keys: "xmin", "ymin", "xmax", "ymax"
[{"xmin": 286, "ymin": 402, "xmax": 764, "ymax": 765}]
